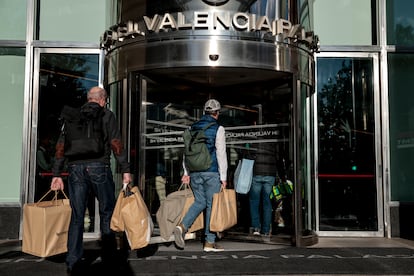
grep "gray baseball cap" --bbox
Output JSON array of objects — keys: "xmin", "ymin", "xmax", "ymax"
[{"xmin": 204, "ymin": 99, "xmax": 221, "ymax": 112}]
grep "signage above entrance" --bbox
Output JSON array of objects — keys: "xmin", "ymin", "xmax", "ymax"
[{"xmin": 101, "ymin": 10, "xmax": 319, "ymax": 52}]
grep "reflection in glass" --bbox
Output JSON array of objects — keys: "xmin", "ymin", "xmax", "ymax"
[
  {"xmin": 387, "ymin": 0, "xmax": 414, "ymax": 46},
  {"xmin": 139, "ymin": 75, "xmax": 293, "ymax": 236},
  {"xmin": 35, "ymin": 53, "xmax": 99, "ymax": 232},
  {"xmin": 317, "ymin": 57, "xmax": 378, "ymax": 231},
  {"xmin": 388, "ymin": 53, "xmax": 414, "ymax": 202}
]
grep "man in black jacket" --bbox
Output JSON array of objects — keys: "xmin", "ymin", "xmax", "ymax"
[{"xmin": 50, "ymin": 86, "xmax": 131, "ymax": 273}]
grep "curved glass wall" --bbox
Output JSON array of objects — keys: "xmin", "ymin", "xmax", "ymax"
[{"xmin": 130, "ymin": 73, "xmax": 296, "ymax": 242}]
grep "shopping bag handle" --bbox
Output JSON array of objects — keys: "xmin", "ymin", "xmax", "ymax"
[
  {"xmin": 122, "ymin": 182, "xmax": 129, "ymax": 191},
  {"xmin": 36, "ymin": 189, "xmax": 69, "ymax": 204},
  {"xmin": 122, "ymin": 183, "xmax": 134, "ymax": 197},
  {"xmin": 178, "ymin": 182, "xmax": 191, "ymax": 191}
]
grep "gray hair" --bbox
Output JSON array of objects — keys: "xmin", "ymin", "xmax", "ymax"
[{"xmin": 87, "ymin": 86, "xmax": 107, "ymax": 101}]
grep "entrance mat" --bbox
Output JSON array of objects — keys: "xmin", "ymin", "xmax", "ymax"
[
  {"xmin": 131, "ymin": 247, "xmax": 414, "ymax": 275},
  {"xmin": 1, "ymin": 246, "xmax": 413, "ymax": 276}
]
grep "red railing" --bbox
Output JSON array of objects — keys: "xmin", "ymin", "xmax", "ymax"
[{"xmin": 318, "ymin": 174, "xmax": 375, "ymax": 179}]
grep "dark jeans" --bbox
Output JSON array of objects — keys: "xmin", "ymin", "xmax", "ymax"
[
  {"xmin": 249, "ymin": 175, "xmax": 275, "ymax": 234},
  {"xmin": 66, "ymin": 162, "xmax": 116, "ymax": 269}
]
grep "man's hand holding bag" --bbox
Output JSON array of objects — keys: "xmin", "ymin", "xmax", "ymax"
[{"xmin": 111, "ymin": 184, "xmax": 154, "ymax": 250}]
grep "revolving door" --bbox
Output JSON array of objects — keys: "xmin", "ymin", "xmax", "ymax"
[{"xmin": 111, "ymin": 70, "xmax": 316, "ymax": 247}]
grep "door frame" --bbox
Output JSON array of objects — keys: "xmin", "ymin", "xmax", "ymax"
[
  {"xmin": 314, "ymin": 52, "xmax": 384, "ymax": 237},
  {"xmin": 133, "ymin": 71, "xmax": 320, "ymax": 246},
  {"xmin": 29, "ymin": 47, "xmax": 103, "ymax": 239}
]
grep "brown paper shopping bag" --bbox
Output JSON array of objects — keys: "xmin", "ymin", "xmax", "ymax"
[
  {"xmin": 22, "ymin": 189, "xmax": 71, "ymax": 257},
  {"xmin": 156, "ymin": 183, "xmax": 204, "ymax": 240},
  {"xmin": 210, "ymin": 187, "xmax": 237, "ymax": 232},
  {"xmin": 110, "ymin": 188, "xmax": 125, "ymax": 232},
  {"xmin": 112, "ymin": 185, "xmax": 153, "ymax": 250}
]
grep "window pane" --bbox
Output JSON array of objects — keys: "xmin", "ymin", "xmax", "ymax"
[
  {"xmin": 313, "ymin": 0, "xmax": 373, "ymax": 45},
  {"xmin": 317, "ymin": 57, "xmax": 378, "ymax": 231},
  {"xmin": 388, "ymin": 53, "xmax": 414, "ymax": 201},
  {"xmin": 387, "ymin": 0, "xmax": 414, "ymax": 46},
  {"xmin": 0, "ymin": 48, "xmax": 25, "ymax": 203},
  {"xmin": 0, "ymin": 0, "xmax": 27, "ymax": 40},
  {"xmin": 38, "ymin": 0, "xmax": 108, "ymax": 42}
]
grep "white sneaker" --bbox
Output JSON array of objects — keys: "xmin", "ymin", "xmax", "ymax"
[
  {"xmin": 173, "ymin": 224, "xmax": 185, "ymax": 249},
  {"xmin": 203, "ymin": 242, "xmax": 224, "ymax": 252}
]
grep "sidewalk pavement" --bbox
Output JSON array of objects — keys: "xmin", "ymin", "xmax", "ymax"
[{"xmin": 1, "ymin": 237, "xmax": 414, "ymax": 276}]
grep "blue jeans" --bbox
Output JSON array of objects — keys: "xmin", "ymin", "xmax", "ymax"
[
  {"xmin": 66, "ymin": 162, "xmax": 116, "ymax": 268},
  {"xmin": 182, "ymin": 172, "xmax": 221, "ymax": 244},
  {"xmin": 249, "ymin": 175, "xmax": 275, "ymax": 234}
]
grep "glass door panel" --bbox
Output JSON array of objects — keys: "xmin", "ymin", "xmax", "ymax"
[
  {"xmin": 316, "ymin": 56, "xmax": 380, "ymax": 233},
  {"xmin": 135, "ymin": 73, "xmax": 294, "ymax": 238},
  {"xmin": 33, "ymin": 49, "xmax": 101, "ymax": 235}
]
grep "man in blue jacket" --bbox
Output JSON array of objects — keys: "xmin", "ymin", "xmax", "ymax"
[{"xmin": 174, "ymin": 99, "xmax": 228, "ymax": 252}]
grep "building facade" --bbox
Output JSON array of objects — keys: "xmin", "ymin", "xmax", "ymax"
[{"xmin": 0, "ymin": 0, "xmax": 413, "ymax": 245}]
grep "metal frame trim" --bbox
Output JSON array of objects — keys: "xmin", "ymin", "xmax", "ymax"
[
  {"xmin": 378, "ymin": 0, "xmax": 391, "ymax": 238},
  {"xmin": 319, "ymin": 45, "xmax": 381, "ymax": 52},
  {"xmin": 314, "ymin": 51, "xmax": 384, "ymax": 237},
  {"xmin": 18, "ymin": 0, "xmax": 36, "ymax": 240}
]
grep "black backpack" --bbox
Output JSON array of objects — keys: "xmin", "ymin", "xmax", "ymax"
[
  {"xmin": 183, "ymin": 122, "xmax": 216, "ymax": 172},
  {"xmin": 60, "ymin": 103, "xmax": 105, "ymax": 159}
]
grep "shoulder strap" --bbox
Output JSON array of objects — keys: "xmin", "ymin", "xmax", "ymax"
[{"xmin": 201, "ymin": 122, "xmax": 216, "ymax": 131}]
